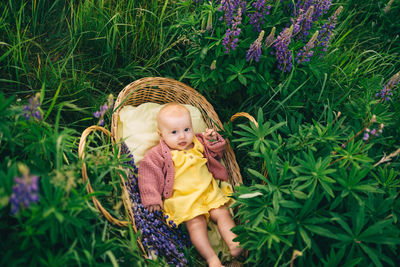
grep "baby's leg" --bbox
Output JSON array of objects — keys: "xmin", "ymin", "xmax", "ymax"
[
  {"xmin": 209, "ymin": 205, "xmax": 242, "ymax": 257},
  {"xmin": 185, "ymin": 215, "xmax": 224, "ymax": 267}
]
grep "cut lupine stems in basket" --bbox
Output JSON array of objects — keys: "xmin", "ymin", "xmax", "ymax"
[{"xmin": 121, "ymin": 143, "xmax": 190, "ymax": 266}]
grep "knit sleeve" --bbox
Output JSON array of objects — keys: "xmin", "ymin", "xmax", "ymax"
[
  {"xmin": 138, "ymin": 149, "xmax": 165, "ymax": 208},
  {"xmin": 199, "ymin": 132, "xmax": 226, "ymax": 159}
]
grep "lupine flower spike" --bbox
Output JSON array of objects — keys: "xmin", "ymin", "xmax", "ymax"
[
  {"xmin": 23, "ymin": 92, "xmax": 43, "ymax": 121},
  {"xmin": 336, "ymin": 115, "xmax": 376, "ymax": 153},
  {"xmin": 376, "ymin": 72, "xmax": 400, "ymax": 101},
  {"xmin": 273, "ymin": 25, "xmax": 294, "ymax": 72},
  {"xmin": 292, "ymin": 6, "xmax": 314, "ymax": 41},
  {"xmin": 313, "ymin": 0, "xmax": 332, "ymax": 20},
  {"xmin": 265, "ymin": 27, "xmax": 276, "ymax": 47},
  {"xmin": 248, "ymin": 0, "xmax": 271, "ymax": 32},
  {"xmin": 219, "ymin": 0, "xmax": 244, "ymax": 27},
  {"xmin": 10, "ymin": 164, "xmax": 40, "ymax": 215},
  {"xmin": 363, "ymin": 123, "xmax": 384, "ymax": 142},
  {"xmin": 316, "ymin": 5, "xmax": 343, "ymax": 53},
  {"xmin": 206, "ymin": 11, "xmax": 213, "ymax": 31},
  {"xmin": 222, "ymin": 7, "xmax": 243, "ymax": 53},
  {"xmin": 246, "ymin": 30, "xmax": 264, "ymax": 62},
  {"xmin": 292, "ymin": 8, "xmax": 305, "ymax": 36},
  {"xmin": 294, "ymin": 0, "xmax": 331, "ymax": 21},
  {"xmin": 296, "ymin": 30, "xmax": 319, "ymax": 63},
  {"xmin": 121, "ymin": 143, "xmax": 189, "ymax": 266},
  {"xmin": 94, "ymin": 94, "xmax": 114, "ymax": 126}
]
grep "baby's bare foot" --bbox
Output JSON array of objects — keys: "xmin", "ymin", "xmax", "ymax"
[
  {"xmin": 229, "ymin": 244, "xmax": 243, "ymax": 258},
  {"xmin": 207, "ymin": 256, "xmax": 224, "ymax": 267}
]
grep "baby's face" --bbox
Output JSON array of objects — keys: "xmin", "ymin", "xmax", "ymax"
[{"xmin": 158, "ymin": 111, "xmax": 194, "ymax": 151}]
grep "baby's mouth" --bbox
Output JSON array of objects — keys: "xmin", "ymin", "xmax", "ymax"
[{"xmin": 178, "ymin": 142, "xmax": 186, "ymax": 146}]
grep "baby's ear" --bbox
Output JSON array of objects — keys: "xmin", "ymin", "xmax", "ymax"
[{"xmin": 157, "ymin": 129, "xmax": 162, "ymax": 138}]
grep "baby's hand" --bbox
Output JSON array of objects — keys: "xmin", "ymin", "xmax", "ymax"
[
  {"xmin": 148, "ymin": 204, "xmax": 161, "ymax": 212},
  {"xmin": 203, "ymin": 128, "xmax": 217, "ymax": 141}
]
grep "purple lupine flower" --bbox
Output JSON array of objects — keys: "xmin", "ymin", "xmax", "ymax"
[
  {"xmin": 273, "ymin": 25, "xmax": 294, "ymax": 72},
  {"xmin": 312, "ymin": 0, "xmax": 332, "ymax": 21},
  {"xmin": 291, "ymin": 8, "xmax": 305, "ymax": 36},
  {"xmin": 316, "ymin": 5, "xmax": 343, "ymax": 53},
  {"xmin": 291, "ymin": 5, "xmax": 314, "ymax": 41},
  {"xmin": 376, "ymin": 72, "xmax": 399, "ymax": 101},
  {"xmin": 265, "ymin": 26, "xmax": 276, "ymax": 47},
  {"xmin": 293, "ymin": 0, "xmax": 331, "ymax": 21},
  {"xmin": 303, "ymin": 5, "xmax": 315, "ymax": 38},
  {"xmin": 121, "ymin": 143, "xmax": 189, "ymax": 266},
  {"xmin": 246, "ymin": 30, "xmax": 264, "ymax": 62},
  {"xmin": 219, "ymin": 0, "xmax": 245, "ymax": 26},
  {"xmin": 93, "ymin": 94, "xmax": 114, "ymax": 126},
  {"xmin": 23, "ymin": 93, "xmax": 43, "ymax": 121},
  {"xmin": 10, "ymin": 165, "xmax": 40, "ymax": 215},
  {"xmin": 296, "ymin": 30, "xmax": 319, "ymax": 63},
  {"xmin": 362, "ymin": 132, "xmax": 369, "ymax": 141},
  {"xmin": 362, "ymin": 123, "xmax": 384, "ymax": 142},
  {"xmin": 222, "ymin": 7, "xmax": 242, "ymax": 53},
  {"xmin": 247, "ymin": 0, "xmax": 271, "ymax": 32},
  {"xmin": 379, "ymin": 123, "xmax": 384, "ymax": 133}
]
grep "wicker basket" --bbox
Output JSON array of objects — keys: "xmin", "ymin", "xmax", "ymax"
[{"xmin": 79, "ymin": 77, "xmax": 253, "ymax": 264}]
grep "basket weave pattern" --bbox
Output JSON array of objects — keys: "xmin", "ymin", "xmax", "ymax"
[
  {"xmin": 112, "ymin": 77, "xmax": 243, "ymax": 187},
  {"xmin": 79, "ymin": 77, "xmax": 247, "ymax": 264}
]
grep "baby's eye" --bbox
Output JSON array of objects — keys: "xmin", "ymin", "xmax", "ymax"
[
  {"xmin": 172, "ymin": 130, "xmax": 177, "ymax": 134},
  {"xmin": 184, "ymin": 128, "xmax": 190, "ymax": 132}
]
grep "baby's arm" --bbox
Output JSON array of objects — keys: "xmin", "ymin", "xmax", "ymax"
[
  {"xmin": 201, "ymin": 129, "xmax": 226, "ymax": 159},
  {"xmin": 138, "ymin": 149, "xmax": 165, "ymax": 210}
]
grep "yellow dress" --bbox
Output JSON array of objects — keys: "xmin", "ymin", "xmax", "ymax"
[{"xmin": 163, "ymin": 136, "xmax": 230, "ymax": 226}]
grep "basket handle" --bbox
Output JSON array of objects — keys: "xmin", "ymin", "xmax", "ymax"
[
  {"xmin": 78, "ymin": 125, "xmax": 128, "ymax": 227},
  {"xmin": 230, "ymin": 112, "xmax": 272, "ymax": 181},
  {"xmin": 230, "ymin": 112, "xmax": 259, "ymax": 128}
]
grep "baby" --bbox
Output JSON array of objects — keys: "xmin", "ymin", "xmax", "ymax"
[{"xmin": 138, "ymin": 103, "xmax": 242, "ymax": 267}]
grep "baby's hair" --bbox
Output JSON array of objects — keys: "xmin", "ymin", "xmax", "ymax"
[{"xmin": 157, "ymin": 103, "xmax": 192, "ymax": 129}]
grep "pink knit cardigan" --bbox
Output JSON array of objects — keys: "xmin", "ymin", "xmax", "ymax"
[{"xmin": 138, "ymin": 133, "xmax": 229, "ymax": 208}]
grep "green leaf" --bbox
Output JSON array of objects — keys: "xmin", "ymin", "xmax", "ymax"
[
  {"xmin": 304, "ymin": 225, "xmax": 338, "ymax": 239},
  {"xmin": 299, "ymin": 227, "xmax": 311, "ymax": 248},
  {"xmin": 248, "ymin": 168, "xmax": 268, "ymax": 183},
  {"xmin": 359, "ymin": 219, "xmax": 393, "ymax": 239},
  {"xmin": 226, "ymin": 74, "xmax": 237, "ymax": 83},
  {"xmin": 359, "ymin": 244, "xmax": 382, "ymax": 267},
  {"xmin": 238, "ymin": 74, "xmax": 247, "ymax": 86},
  {"xmin": 279, "ymin": 200, "xmax": 302, "ymax": 209},
  {"xmin": 239, "ymin": 192, "xmax": 263, "ymax": 199},
  {"xmin": 320, "ymin": 180, "xmax": 335, "ymax": 197}
]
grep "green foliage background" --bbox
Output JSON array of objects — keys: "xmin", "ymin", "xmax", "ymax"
[{"xmin": 1, "ymin": 0, "xmax": 399, "ymax": 266}]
